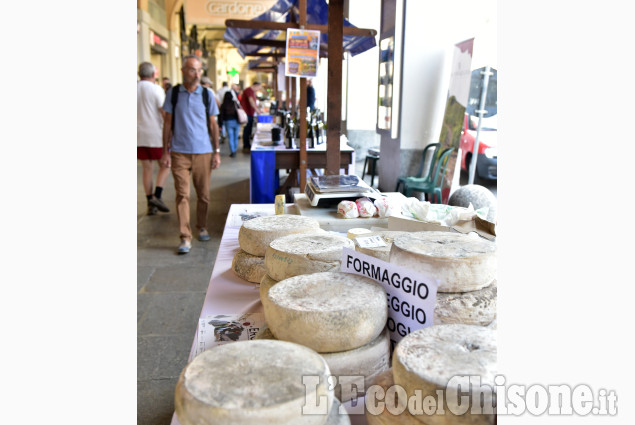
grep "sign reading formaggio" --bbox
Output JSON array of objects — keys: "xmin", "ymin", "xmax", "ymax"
[
  {"xmin": 184, "ymin": 0, "xmax": 278, "ymax": 26},
  {"xmin": 340, "ymin": 247, "xmax": 439, "ymax": 349}
]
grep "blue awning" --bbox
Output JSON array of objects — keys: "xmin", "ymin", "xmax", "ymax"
[{"xmin": 223, "ymin": 0, "xmax": 376, "ymax": 58}]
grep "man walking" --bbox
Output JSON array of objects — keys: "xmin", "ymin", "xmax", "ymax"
[
  {"xmin": 161, "ymin": 55, "xmax": 221, "ymax": 254},
  {"xmin": 240, "ymin": 81, "xmax": 262, "ymax": 152},
  {"xmin": 137, "ymin": 62, "xmax": 170, "ymax": 215}
]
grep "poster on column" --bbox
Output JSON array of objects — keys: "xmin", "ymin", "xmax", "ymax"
[
  {"xmin": 285, "ymin": 28, "xmax": 320, "ymax": 78},
  {"xmin": 438, "ymin": 38, "xmax": 474, "ymax": 202}
]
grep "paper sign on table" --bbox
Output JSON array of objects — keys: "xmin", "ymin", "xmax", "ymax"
[
  {"xmin": 340, "ymin": 247, "xmax": 439, "ymax": 350},
  {"xmin": 195, "ymin": 313, "xmax": 266, "ymax": 356}
]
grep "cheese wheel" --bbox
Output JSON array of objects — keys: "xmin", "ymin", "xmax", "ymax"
[
  {"xmin": 238, "ymin": 214, "xmax": 321, "ymax": 256},
  {"xmin": 259, "ymin": 273, "xmax": 279, "ymax": 304},
  {"xmin": 256, "ymin": 326, "xmax": 391, "ymax": 402},
  {"xmin": 355, "ymin": 231, "xmax": 408, "ymax": 262},
  {"xmin": 175, "ymin": 339, "xmax": 334, "ymax": 425},
  {"xmin": 390, "ymin": 232, "xmax": 496, "ymax": 292},
  {"xmin": 265, "ymin": 233, "xmax": 355, "ymax": 281},
  {"xmin": 263, "ymin": 271, "xmax": 388, "ymax": 353},
  {"xmin": 365, "ymin": 369, "xmax": 424, "ymax": 425},
  {"xmin": 434, "ymin": 280, "xmax": 497, "ymax": 326},
  {"xmin": 327, "ymin": 397, "xmax": 351, "ymax": 425},
  {"xmin": 392, "ymin": 324, "xmax": 496, "ymax": 425},
  {"xmin": 231, "ymin": 249, "xmax": 266, "ymax": 283}
]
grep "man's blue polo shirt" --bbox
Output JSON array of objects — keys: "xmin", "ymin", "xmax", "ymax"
[{"xmin": 163, "ymin": 85, "xmax": 219, "ymax": 154}]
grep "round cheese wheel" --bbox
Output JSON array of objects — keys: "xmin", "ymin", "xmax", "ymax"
[
  {"xmin": 231, "ymin": 249, "xmax": 266, "ymax": 283},
  {"xmin": 355, "ymin": 231, "xmax": 408, "ymax": 262},
  {"xmin": 435, "ymin": 280, "xmax": 497, "ymax": 326},
  {"xmin": 265, "ymin": 233, "xmax": 355, "ymax": 281},
  {"xmin": 259, "ymin": 273, "xmax": 279, "ymax": 304},
  {"xmin": 175, "ymin": 339, "xmax": 334, "ymax": 425},
  {"xmin": 365, "ymin": 369, "xmax": 422, "ymax": 425},
  {"xmin": 256, "ymin": 326, "xmax": 391, "ymax": 402},
  {"xmin": 263, "ymin": 271, "xmax": 388, "ymax": 353},
  {"xmin": 327, "ymin": 395, "xmax": 351, "ymax": 425},
  {"xmin": 390, "ymin": 232, "xmax": 496, "ymax": 292},
  {"xmin": 238, "ymin": 214, "xmax": 321, "ymax": 256},
  {"xmin": 392, "ymin": 324, "xmax": 497, "ymax": 425}
]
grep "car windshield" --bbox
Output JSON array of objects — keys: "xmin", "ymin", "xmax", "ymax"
[{"xmin": 468, "ymin": 114, "xmax": 497, "ymax": 131}]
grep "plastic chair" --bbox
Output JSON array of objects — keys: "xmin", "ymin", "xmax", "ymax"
[
  {"xmin": 403, "ymin": 147, "xmax": 455, "ymax": 203},
  {"xmin": 395, "ymin": 143, "xmax": 440, "ymax": 193}
]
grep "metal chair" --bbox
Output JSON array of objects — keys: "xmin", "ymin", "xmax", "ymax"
[
  {"xmin": 403, "ymin": 147, "xmax": 455, "ymax": 203},
  {"xmin": 362, "ymin": 147, "xmax": 380, "ymax": 187},
  {"xmin": 395, "ymin": 143, "xmax": 440, "ymax": 193}
]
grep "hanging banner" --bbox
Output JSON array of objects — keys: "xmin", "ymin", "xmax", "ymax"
[
  {"xmin": 438, "ymin": 38, "xmax": 474, "ymax": 202},
  {"xmin": 285, "ymin": 28, "xmax": 320, "ymax": 78},
  {"xmin": 184, "ymin": 0, "xmax": 278, "ymax": 26}
]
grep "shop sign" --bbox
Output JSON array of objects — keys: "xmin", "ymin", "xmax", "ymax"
[
  {"xmin": 340, "ymin": 247, "xmax": 438, "ymax": 350},
  {"xmin": 184, "ymin": 0, "xmax": 278, "ymax": 26},
  {"xmin": 149, "ymin": 30, "xmax": 169, "ymax": 50},
  {"xmin": 285, "ymin": 28, "xmax": 320, "ymax": 78}
]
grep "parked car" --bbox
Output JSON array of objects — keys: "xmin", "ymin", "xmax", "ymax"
[{"xmin": 459, "ymin": 113, "xmax": 497, "ymax": 181}]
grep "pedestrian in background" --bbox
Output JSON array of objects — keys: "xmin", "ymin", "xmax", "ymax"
[
  {"xmin": 219, "ymin": 91, "xmax": 241, "ymax": 158},
  {"xmin": 137, "ymin": 62, "xmax": 170, "ymax": 215},
  {"xmin": 161, "ymin": 55, "xmax": 221, "ymax": 254},
  {"xmin": 240, "ymin": 81, "xmax": 262, "ymax": 152},
  {"xmin": 307, "ymin": 78, "xmax": 316, "ymax": 112}
]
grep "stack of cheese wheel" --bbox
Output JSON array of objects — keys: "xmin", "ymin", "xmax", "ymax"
[
  {"xmin": 261, "ymin": 271, "xmax": 390, "ymax": 402},
  {"xmin": 389, "ymin": 231, "xmax": 497, "ymax": 326},
  {"xmin": 264, "ymin": 232, "xmax": 355, "ymax": 281},
  {"xmin": 175, "ymin": 339, "xmax": 351, "ymax": 425},
  {"xmin": 255, "ymin": 324, "xmax": 391, "ymax": 404},
  {"xmin": 382, "ymin": 324, "xmax": 497, "ymax": 425},
  {"xmin": 232, "ymin": 214, "xmax": 321, "ymax": 283}
]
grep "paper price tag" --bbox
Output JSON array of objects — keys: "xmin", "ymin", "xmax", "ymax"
[{"xmin": 355, "ymin": 235, "xmax": 388, "ymax": 248}]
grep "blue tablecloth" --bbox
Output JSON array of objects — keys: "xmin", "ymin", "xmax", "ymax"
[{"xmin": 250, "ymin": 150, "xmax": 279, "ymax": 203}]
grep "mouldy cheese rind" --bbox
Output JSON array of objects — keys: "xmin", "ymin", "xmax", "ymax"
[
  {"xmin": 390, "ymin": 231, "xmax": 496, "ymax": 293},
  {"xmin": 238, "ymin": 214, "xmax": 321, "ymax": 256},
  {"xmin": 259, "ymin": 273, "xmax": 279, "ymax": 305},
  {"xmin": 263, "ymin": 271, "xmax": 388, "ymax": 353},
  {"xmin": 265, "ymin": 233, "xmax": 355, "ymax": 281},
  {"xmin": 434, "ymin": 280, "xmax": 497, "ymax": 326},
  {"xmin": 175, "ymin": 339, "xmax": 333, "ymax": 425},
  {"xmin": 231, "ymin": 249, "xmax": 267, "ymax": 283},
  {"xmin": 392, "ymin": 324, "xmax": 496, "ymax": 425},
  {"xmin": 256, "ymin": 326, "xmax": 391, "ymax": 402}
]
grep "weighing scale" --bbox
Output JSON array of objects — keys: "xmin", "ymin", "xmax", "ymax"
[{"xmin": 304, "ymin": 174, "xmax": 384, "ymax": 207}]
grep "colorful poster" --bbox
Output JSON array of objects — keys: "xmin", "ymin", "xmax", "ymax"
[
  {"xmin": 438, "ymin": 38, "xmax": 474, "ymax": 202},
  {"xmin": 285, "ymin": 28, "xmax": 320, "ymax": 78}
]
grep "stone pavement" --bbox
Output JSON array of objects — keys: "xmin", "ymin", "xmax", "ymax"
[{"xmin": 137, "ymin": 140, "xmax": 252, "ymax": 424}]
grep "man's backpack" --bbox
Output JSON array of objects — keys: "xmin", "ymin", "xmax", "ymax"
[{"xmin": 170, "ymin": 84, "xmax": 212, "ymax": 137}]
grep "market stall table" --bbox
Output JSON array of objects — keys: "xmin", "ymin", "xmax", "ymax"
[
  {"xmin": 250, "ymin": 123, "xmax": 355, "ymax": 203},
  {"xmin": 170, "ymin": 203, "xmax": 370, "ymax": 425}
]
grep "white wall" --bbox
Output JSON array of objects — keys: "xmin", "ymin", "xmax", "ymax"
[
  {"xmin": 347, "ymin": 0, "xmax": 381, "ymax": 131},
  {"xmin": 400, "ymin": 0, "xmax": 497, "ymax": 150}
]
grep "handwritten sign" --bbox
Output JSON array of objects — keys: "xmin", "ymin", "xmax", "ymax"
[{"xmin": 340, "ymin": 247, "xmax": 439, "ymax": 349}]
